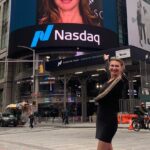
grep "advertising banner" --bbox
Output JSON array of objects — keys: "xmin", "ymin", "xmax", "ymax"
[
  {"xmin": 9, "ymin": 0, "xmax": 118, "ymax": 57},
  {"xmin": 37, "ymin": 0, "xmax": 103, "ymax": 26},
  {"xmin": 126, "ymin": 0, "xmax": 150, "ymax": 51},
  {"xmin": 9, "ymin": 24, "xmax": 118, "ymax": 57},
  {"xmin": 45, "ymin": 52, "xmax": 105, "ymax": 72}
]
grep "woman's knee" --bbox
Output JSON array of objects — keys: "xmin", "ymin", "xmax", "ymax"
[{"xmin": 97, "ymin": 140, "xmax": 112, "ymax": 150}]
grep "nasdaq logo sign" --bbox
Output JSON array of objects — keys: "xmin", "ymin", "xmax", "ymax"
[
  {"xmin": 9, "ymin": 24, "xmax": 118, "ymax": 58},
  {"xmin": 31, "ymin": 25, "xmax": 54, "ymax": 47},
  {"xmin": 31, "ymin": 24, "xmax": 101, "ymax": 48},
  {"xmin": 55, "ymin": 30, "xmax": 100, "ymax": 45}
]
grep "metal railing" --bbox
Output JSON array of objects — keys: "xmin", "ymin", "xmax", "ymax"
[{"xmin": 119, "ymin": 99, "xmax": 142, "ymax": 113}]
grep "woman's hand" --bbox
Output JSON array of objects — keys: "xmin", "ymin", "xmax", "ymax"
[{"xmin": 104, "ymin": 54, "xmax": 109, "ymax": 61}]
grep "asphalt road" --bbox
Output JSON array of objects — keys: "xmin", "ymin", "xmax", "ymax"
[{"xmin": 0, "ymin": 126, "xmax": 149, "ymax": 150}]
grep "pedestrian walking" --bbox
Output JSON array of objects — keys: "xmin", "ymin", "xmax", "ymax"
[
  {"xmin": 61, "ymin": 109, "xmax": 65, "ymax": 123},
  {"xmin": 28, "ymin": 101, "xmax": 37, "ymax": 128},
  {"xmin": 44, "ymin": 111, "xmax": 49, "ymax": 123},
  {"xmin": 94, "ymin": 54, "xmax": 127, "ymax": 150},
  {"xmin": 64, "ymin": 109, "xmax": 69, "ymax": 124},
  {"xmin": 29, "ymin": 113, "xmax": 34, "ymax": 128}
]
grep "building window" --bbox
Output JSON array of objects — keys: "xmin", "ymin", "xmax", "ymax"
[
  {"xmin": 15, "ymin": 62, "xmax": 33, "ymax": 75},
  {"xmin": 0, "ymin": 61, "xmax": 4, "ymax": 79},
  {"xmin": 117, "ymin": 0, "xmax": 128, "ymax": 46},
  {"xmin": 0, "ymin": 6, "xmax": 2, "ymax": 49},
  {"xmin": 0, "ymin": 89, "xmax": 3, "ymax": 111},
  {"xmin": 1, "ymin": 0, "xmax": 9, "ymax": 49}
]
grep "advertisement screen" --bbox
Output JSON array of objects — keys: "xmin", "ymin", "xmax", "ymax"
[
  {"xmin": 10, "ymin": 0, "xmax": 37, "ymax": 32},
  {"xmin": 126, "ymin": 0, "xmax": 150, "ymax": 51},
  {"xmin": 9, "ymin": 0, "xmax": 118, "ymax": 57},
  {"xmin": 37, "ymin": 0, "xmax": 103, "ymax": 26}
]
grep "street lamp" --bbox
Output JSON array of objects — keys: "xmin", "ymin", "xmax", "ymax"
[{"xmin": 17, "ymin": 45, "xmax": 36, "ymax": 100}]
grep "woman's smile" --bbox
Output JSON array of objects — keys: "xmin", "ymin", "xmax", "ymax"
[
  {"xmin": 60, "ymin": 0, "xmax": 72, "ymax": 4},
  {"xmin": 55, "ymin": 0, "xmax": 80, "ymax": 11}
]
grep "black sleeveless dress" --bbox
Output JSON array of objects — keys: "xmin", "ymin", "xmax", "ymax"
[{"xmin": 96, "ymin": 79, "xmax": 124, "ymax": 143}]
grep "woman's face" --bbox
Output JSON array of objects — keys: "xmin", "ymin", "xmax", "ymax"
[
  {"xmin": 109, "ymin": 60, "xmax": 123, "ymax": 77},
  {"xmin": 54, "ymin": 0, "xmax": 80, "ymax": 11}
]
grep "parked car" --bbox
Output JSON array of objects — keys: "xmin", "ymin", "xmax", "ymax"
[{"xmin": 0, "ymin": 113, "xmax": 18, "ymax": 127}]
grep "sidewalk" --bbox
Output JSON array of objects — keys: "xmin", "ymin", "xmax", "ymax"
[{"xmin": 35, "ymin": 118, "xmax": 129, "ymax": 129}]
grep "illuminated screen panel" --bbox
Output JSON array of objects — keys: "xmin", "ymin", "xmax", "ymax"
[
  {"xmin": 126, "ymin": 0, "xmax": 150, "ymax": 51},
  {"xmin": 10, "ymin": 0, "xmax": 37, "ymax": 32},
  {"xmin": 9, "ymin": 24, "xmax": 118, "ymax": 56},
  {"xmin": 37, "ymin": 0, "xmax": 103, "ymax": 26},
  {"xmin": 9, "ymin": 0, "xmax": 118, "ymax": 57}
]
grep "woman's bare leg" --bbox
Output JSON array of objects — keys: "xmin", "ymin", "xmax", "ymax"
[{"xmin": 97, "ymin": 140, "xmax": 113, "ymax": 150}]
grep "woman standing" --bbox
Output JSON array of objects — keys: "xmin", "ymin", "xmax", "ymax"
[{"xmin": 94, "ymin": 54, "xmax": 126, "ymax": 150}]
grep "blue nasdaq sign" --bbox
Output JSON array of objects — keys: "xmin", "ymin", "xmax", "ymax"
[
  {"xmin": 9, "ymin": 24, "xmax": 118, "ymax": 57},
  {"xmin": 31, "ymin": 25, "xmax": 54, "ymax": 47}
]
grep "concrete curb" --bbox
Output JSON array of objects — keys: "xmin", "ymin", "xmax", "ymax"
[{"xmin": 36, "ymin": 123, "xmax": 129, "ymax": 129}]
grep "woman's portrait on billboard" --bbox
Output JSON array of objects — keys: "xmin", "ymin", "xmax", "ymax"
[
  {"xmin": 38, "ymin": 0, "xmax": 101, "ymax": 26},
  {"xmin": 136, "ymin": 0, "xmax": 146, "ymax": 47}
]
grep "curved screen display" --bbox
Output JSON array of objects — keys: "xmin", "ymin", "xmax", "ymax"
[
  {"xmin": 9, "ymin": 0, "xmax": 118, "ymax": 57},
  {"xmin": 37, "ymin": 0, "xmax": 103, "ymax": 26},
  {"xmin": 9, "ymin": 24, "xmax": 118, "ymax": 57}
]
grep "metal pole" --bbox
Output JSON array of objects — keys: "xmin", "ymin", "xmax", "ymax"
[
  {"xmin": 64, "ymin": 75, "xmax": 67, "ymax": 110},
  {"xmin": 145, "ymin": 60, "xmax": 148, "ymax": 86},
  {"xmin": 17, "ymin": 45, "xmax": 36, "ymax": 101},
  {"xmin": 33, "ymin": 51, "xmax": 35, "ymax": 93}
]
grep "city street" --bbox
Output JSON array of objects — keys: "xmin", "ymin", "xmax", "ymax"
[{"xmin": 0, "ymin": 125, "xmax": 149, "ymax": 150}]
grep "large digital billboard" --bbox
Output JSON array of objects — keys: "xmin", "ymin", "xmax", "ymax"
[
  {"xmin": 10, "ymin": 0, "xmax": 37, "ymax": 32},
  {"xmin": 37, "ymin": 0, "xmax": 102, "ymax": 26},
  {"xmin": 126, "ymin": 0, "xmax": 150, "ymax": 51},
  {"xmin": 9, "ymin": 0, "xmax": 118, "ymax": 57}
]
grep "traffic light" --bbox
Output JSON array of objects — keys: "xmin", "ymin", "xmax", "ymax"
[{"xmin": 38, "ymin": 63, "xmax": 44, "ymax": 74}]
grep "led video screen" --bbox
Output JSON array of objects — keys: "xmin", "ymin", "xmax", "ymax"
[
  {"xmin": 9, "ymin": 0, "xmax": 118, "ymax": 57},
  {"xmin": 126, "ymin": 0, "xmax": 150, "ymax": 51},
  {"xmin": 37, "ymin": 0, "xmax": 103, "ymax": 26}
]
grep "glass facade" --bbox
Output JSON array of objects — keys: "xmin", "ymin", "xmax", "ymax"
[
  {"xmin": 117, "ymin": 0, "xmax": 128, "ymax": 46},
  {"xmin": 0, "ymin": 62, "xmax": 4, "ymax": 79},
  {"xmin": 1, "ymin": 0, "xmax": 9, "ymax": 49},
  {"xmin": 0, "ymin": 0, "xmax": 10, "ymax": 111}
]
